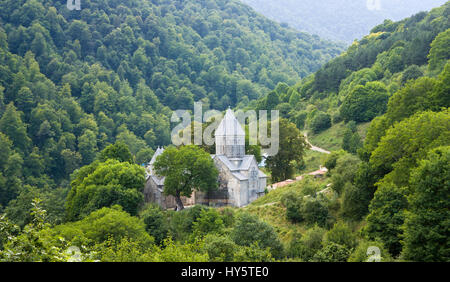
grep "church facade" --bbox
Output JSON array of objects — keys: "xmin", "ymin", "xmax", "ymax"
[{"xmin": 144, "ymin": 109, "xmax": 267, "ymax": 209}]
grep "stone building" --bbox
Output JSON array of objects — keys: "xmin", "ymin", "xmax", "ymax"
[{"xmin": 144, "ymin": 109, "xmax": 267, "ymax": 209}]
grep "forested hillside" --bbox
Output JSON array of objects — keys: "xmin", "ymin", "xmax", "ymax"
[
  {"xmin": 0, "ymin": 0, "xmax": 342, "ymax": 217},
  {"xmin": 0, "ymin": 1, "xmax": 448, "ymax": 263},
  {"xmin": 250, "ymin": 2, "xmax": 449, "ymax": 134},
  {"xmin": 243, "ymin": 2, "xmax": 449, "ymax": 262},
  {"xmin": 242, "ymin": 0, "xmax": 448, "ymax": 43}
]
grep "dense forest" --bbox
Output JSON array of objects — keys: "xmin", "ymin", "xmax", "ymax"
[
  {"xmin": 0, "ymin": 0, "xmax": 342, "ymax": 218},
  {"xmin": 0, "ymin": 0, "xmax": 449, "ymax": 262},
  {"xmin": 242, "ymin": 0, "xmax": 448, "ymax": 43}
]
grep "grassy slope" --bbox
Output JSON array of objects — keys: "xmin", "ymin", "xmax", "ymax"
[
  {"xmin": 243, "ymin": 176, "xmax": 331, "ymax": 244},
  {"xmin": 307, "ymin": 122, "xmax": 371, "ymax": 152}
]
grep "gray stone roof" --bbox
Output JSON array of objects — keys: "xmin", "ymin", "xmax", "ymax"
[
  {"xmin": 232, "ymin": 172, "xmax": 248, "ymax": 181},
  {"xmin": 215, "ymin": 109, "xmax": 245, "ymax": 137},
  {"xmin": 150, "ymin": 147, "xmax": 164, "ymax": 165},
  {"xmin": 215, "ymin": 155, "xmax": 255, "ymax": 172},
  {"xmin": 150, "ymin": 175, "xmax": 165, "ymax": 186},
  {"xmin": 214, "ymin": 154, "xmax": 267, "ymax": 181}
]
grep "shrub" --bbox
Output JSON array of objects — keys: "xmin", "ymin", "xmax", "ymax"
[
  {"xmin": 288, "ymin": 226, "xmax": 325, "ymax": 261},
  {"xmin": 301, "ymin": 197, "xmax": 329, "ymax": 227},
  {"xmin": 325, "ymin": 221, "xmax": 357, "ymax": 249},
  {"xmin": 204, "ymin": 234, "xmax": 237, "ymax": 262},
  {"xmin": 231, "ymin": 213, "xmax": 284, "ymax": 259},
  {"xmin": 281, "ymin": 191, "xmax": 303, "ymax": 223},
  {"xmin": 309, "ymin": 111, "xmax": 331, "ymax": 133},
  {"xmin": 313, "ymin": 242, "xmax": 351, "ymax": 262},
  {"xmin": 140, "ymin": 204, "xmax": 168, "ymax": 245},
  {"xmin": 348, "ymin": 240, "xmax": 392, "ymax": 262}
]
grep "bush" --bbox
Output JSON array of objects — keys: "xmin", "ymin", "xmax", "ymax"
[
  {"xmin": 204, "ymin": 234, "xmax": 237, "ymax": 262},
  {"xmin": 325, "ymin": 221, "xmax": 357, "ymax": 250},
  {"xmin": 166, "ymin": 205, "xmax": 209, "ymax": 242},
  {"xmin": 348, "ymin": 240, "xmax": 392, "ymax": 262},
  {"xmin": 191, "ymin": 208, "xmax": 224, "ymax": 238},
  {"xmin": 309, "ymin": 111, "xmax": 331, "ymax": 133},
  {"xmin": 288, "ymin": 226, "xmax": 325, "ymax": 261},
  {"xmin": 231, "ymin": 213, "xmax": 284, "ymax": 259},
  {"xmin": 301, "ymin": 197, "xmax": 329, "ymax": 227},
  {"xmin": 140, "ymin": 204, "xmax": 168, "ymax": 245},
  {"xmin": 313, "ymin": 242, "xmax": 351, "ymax": 262},
  {"xmin": 234, "ymin": 242, "xmax": 275, "ymax": 262},
  {"xmin": 281, "ymin": 191, "xmax": 303, "ymax": 223}
]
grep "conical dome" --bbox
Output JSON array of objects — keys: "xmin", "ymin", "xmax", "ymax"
[
  {"xmin": 215, "ymin": 109, "xmax": 245, "ymax": 137},
  {"xmin": 215, "ymin": 109, "xmax": 245, "ymax": 158}
]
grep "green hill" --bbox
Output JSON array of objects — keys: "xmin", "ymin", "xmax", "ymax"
[
  {"xmin": 242, "ymin": 0, "xmax": 448, "ymax": 43},
  {"xmin": 0, "ymin": 0, "xmax": 343, "ymax": 200}
]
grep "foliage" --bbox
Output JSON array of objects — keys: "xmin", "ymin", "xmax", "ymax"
[
  {"xmin": 428, "ymin": 29, "xmax": 450, "ymax": 72},
  {"xmin": 340, "ymin": 82, "xmax": 389, "ymax": 123},
  {"xmin": 204, "ymin": 234, "xmax": 237, "ymax": 262},
  {"xmin": 330, "ymin": 153, "xmax": 361, "ymax": 195},
  {"xmin": 308, "ymin": 111, "xmax": 332, "ymax": 133},
  {"xmin": 191, "ymin": 208, "xmax": 224, "ymax": 238},
  {"xmin": 65, "ymin": 159, "xmax": 146, "ymax": 221},
  {"xmin": 287, "ymin": 225, "xmax": 325, "ymax": 261},
  {"xmin": 231, "ymin": 212, "xmax": 284, "ymax": 259},
  {"xmin": 363, "ymin": 182, "xmax": 407, "ymax": 257},
  {"xmin": 348, "ymin": 240, "xmax": 392, "ymax": 262},
  {"xmin": 99, "ymin": 141, "xmax": 133, "ymax": 164},
  {"xmin": 370, "ymin": 110, "xmax": 450, "ymax": 187},
  {"xmin": 0, "ymin": 199, "xmax": 71, "ymax": 262},
  {"xmin": 154, "ymin": 145, "xmax": 218, "ymax": 211},
  {"xmin": 265, "ymin": 118, "xmax": 309, "ymax": 182},
  {"xmin": 140, "ymin": 204, "xmax": 169, "ymax": 246},
  {"xmin": 325, "ymin": 221, "xmax": 357, "ymax": 250},
  {"xmin": 48, "ymin": 205, "xmax": 153, "ymax": 248},
  {"xmin": 402, "ymin": 146, "xmax": 450, "ymax": 262},
  {"xmin": 312, "ymin": 242, "xmax": 351, "ymax": 262}
]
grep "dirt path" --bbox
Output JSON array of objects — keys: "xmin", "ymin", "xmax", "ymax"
[{"xmin": 304, "ymin": 133, "xmax": 331, "ymax": 154}]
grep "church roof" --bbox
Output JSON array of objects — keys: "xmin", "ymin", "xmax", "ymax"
[
  {"xmin": 214, "ymin": 154, "xmax": 267, "ymax": 180},
  {"xmin": 215, "ymin": 155, "xmax": 255, "ymax": 172},
  {"xmin": 150, "ymin": 147, "xmax": 164, "ymax": 165},
  {"xmin": 215, "ymin": 108, "xmax": 245, "ymax": 137}
]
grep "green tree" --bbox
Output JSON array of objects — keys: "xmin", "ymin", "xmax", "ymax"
[
  {"xmin": 204, "ymin": 234, "xmax": 237, "ymax": 262},
  {"xmin": 308, "ymin": 111, "xmax": 331, "ymax": 133},
  {"xmin": 140, "ymin": 204, "xmax": 168, "ymax": 246},
  {"xmin": 0, "ymin": 199, "xmax": 69, "ymax": 262},
  {"xmin": 51, "ymin": 205, "xmax": 153, "ymax": 249},
  {"xmin": 313, "ymin": 242, "xmax": 351, "ymax": 262},
  {"xmin": 65, "ymin": 160, "xmax": 146, "ymax": 221},
  {"xmin": 0, "ymin": 103, "xmax": 31, "ymax": 153},
  {"xmin": 363, "ymin": 182, "xmax": 407, "ymax": 257},
  {"xmin": 370, "ymin": 110, "xmax": 450, "ymax": 187},
  {"xmin": 231, "ymin": 213, "xmax": 284, "ymax": 259},
  {"xmin": 266, "ymin": 118, "xmax": 309, "ymax": 182},
  {"xmin": 78, "ymin": 129, "xmax": 98, "ymax": 165},
  {"xmin": 288, "ymin": 225, "xmax": 325, "ymax": 261},
  {"xmin": 325, "ymin": 221, "xmax": 357, "ymax": 250},
  {"xmin": 192, "ymin": 208, "xmax": 224, "ymax": 238},
  {"xmin": 402, "ymin": 146, "xmax": 450, "ymax": 262},
  {"xmin": 428, "ymin": 29, "xmax": 450, "ymax": 72},
  {"xmin": 154, "ymin": 145, "xmax": 218, "ymax": 211},
  {"xmin": 340, "ymin": 82, "xmax": 389, "ymax": 123},
  {"xmin": 99, "ymin": 141, "xmax": 133, "ymax": 163}
]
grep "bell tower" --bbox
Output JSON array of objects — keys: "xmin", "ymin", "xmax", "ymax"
[{"xmin": 215, "ymin": 109, "xmax": 245, "ymax": 158}]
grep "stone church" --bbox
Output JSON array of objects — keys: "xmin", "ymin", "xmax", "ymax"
[{"xmin": 144, "ymin": 109, "xmax": 267, "ymax": 209}]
